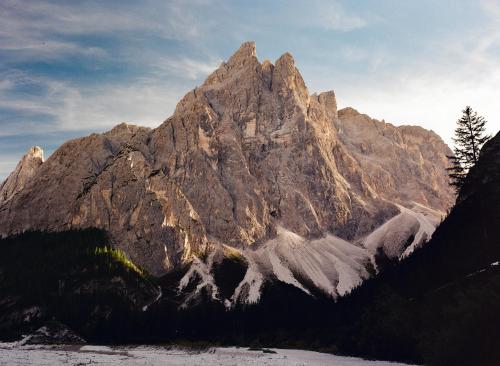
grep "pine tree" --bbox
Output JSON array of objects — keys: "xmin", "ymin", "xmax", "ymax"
[{"xmin": 447, "ymin": 106, "xmax": 490, "ymax": 193}]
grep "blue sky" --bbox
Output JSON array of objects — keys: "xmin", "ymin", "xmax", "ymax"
[{"xmin": 1, "ymin": 0, "xmax": 500, "ymax": 179}]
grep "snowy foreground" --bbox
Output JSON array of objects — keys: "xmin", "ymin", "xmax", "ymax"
[{"xmin": 0, "ymin": 343, "xmax": 417, "ymax": 366}]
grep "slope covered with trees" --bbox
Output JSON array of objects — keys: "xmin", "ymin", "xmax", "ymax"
[
  {"xmin": 331, "ymin": 130, "xmax": 500, "ymax": 365},
  {"xmin": 0, "ymin": 229, "xmax": 158, "ymax": 342}
]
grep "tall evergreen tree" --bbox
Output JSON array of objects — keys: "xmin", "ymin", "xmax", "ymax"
[{"xmin": 447, "ymin": 106, "xmax": 490, "ymax": 192}]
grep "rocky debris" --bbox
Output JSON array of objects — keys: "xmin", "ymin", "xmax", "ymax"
[
  {"xmin": 19, "ymin": 321, "xmax": 86, "ymax": 345},
  {"xmin": 0, "ymin": 302, "xmax": 44, "ymax": 340},
  {"xmin": 0, "ymin": 42, "xmax": 453, "ymax": 286},
  {"xmin": 0, "ymin": 146, "xmax": 44, "ymax": 204}
]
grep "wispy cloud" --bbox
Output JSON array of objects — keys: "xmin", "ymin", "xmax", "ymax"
[
  {"xmin": 333, "ymin": 18, "xmax": 500, "ymax": 145},
  {"xmin": 0, "ymin": 70, "xmax": 188, "ymax": 136},
  {"xmin": 315, "ymin": 1, "xmax": 367, "ymax": 31},
  {"xmin": 0, "ymin": 0, "xmax": 225, "ymax": 139},
  {"xmin": 244, "ymin": 0, "xmax": 368, "ymax": 33},
  {"xmin": 0, "ymin": 0, "xmax": 224, "ymax": 62},
  {"xmin": 155, "ymin": 57, "xmax": 222, "ymax": 80}
]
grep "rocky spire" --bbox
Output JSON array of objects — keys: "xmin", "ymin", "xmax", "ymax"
[
  {"xmin": 226, "ymin": 41, "xmax": 257, "ymax": 66},
  {"xmin": 202, "ymin": 41, "xmax": 259, "ymax": 88},
  {"xmin": 272, "ymin": 52, "xmax": 309, "ymax": 102},
  {"xmin": 0, "ymin": 146, "xmax": 44, "ymax": 204}
]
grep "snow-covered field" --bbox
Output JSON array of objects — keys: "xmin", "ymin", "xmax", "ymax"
[{"xmin": 0, "ymin": 343, "xmax": 417, "ymax": 366}]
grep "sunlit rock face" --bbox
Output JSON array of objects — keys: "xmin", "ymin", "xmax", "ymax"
[
  {"xmin": 0, "ymin": 42, "xmax": 453, "ymax": 282},
  {"xmin": 0, "ymin": 146, "xmax": 44, "ymax": 204}
]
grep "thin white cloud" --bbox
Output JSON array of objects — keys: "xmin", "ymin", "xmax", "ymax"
[
  {"xmin": 481, "ymin": 0, "xmax": 500, "ymax": 20},
  {"xmin": 335, "ymin": 67, "xmax": 500, "ymax": 147},
  {"xmin": 339, "ymin": 45, "xmax": 367, "ymax": 61},
  {"xmin": 304, "ymin": 1, "xmax": 500, "ymax": 147},
  {"xmin": 332, "ymin": 33, "xmax": 500, "ymax": 146},
  {"xmin": 0, "ymin": 71, "xmax": 188, "ymax": 136},
  {"xmin": 0, "ymin": 0, "xmax": 224, "ymax": 62},
  {"xmin": 0, "ymin": 0, "xmax": 224, "ymax": 138},
  {"xmin": 261, "ymin": 0, "xmax": 367, "ymax": 32},
  {"xmin": 155, "ymin": 57, "xmax": 222, "ymax": 80},
  {"xmin": 317, "ymin": 1, "xmax": 367, "ymax": 31},
  {"xmin": 0, "ymin": 38, "xmax": 107, "ymax": 59}
]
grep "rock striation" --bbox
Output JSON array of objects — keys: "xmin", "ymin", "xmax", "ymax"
[{"xmin": 0, "ymin": 42, "xmax": 454, "ymax": 299}]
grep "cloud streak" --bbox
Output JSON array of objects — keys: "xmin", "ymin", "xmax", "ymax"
[
  {"xmin": 0, "ymin": 70, "xmax": 189, "ymax": 136},
  {"xmin": 155, "ymin": 58, "xmax": 222, "ymax": 80}
]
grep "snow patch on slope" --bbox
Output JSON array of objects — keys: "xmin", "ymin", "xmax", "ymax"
[
  {"xmin": 256, "ymin": 227, "xmax": 371, "ymax": 297},
  {"xmin": 398, "ymin": 204, "xmax": 439, "ymax": 258},
  {"xmin": 178, "ymin": 251, "xmax": 219, "ymax": 307},
  {"xmin": 363, "ymin": 211, "xmax": 419, "ymax": 258},
  {"xmin": 362, "ymin": 203, "xmax": 443, "ymax": 260},
  {"xmin": 230, "ymin": 253, "xmax": 264, "ymax": 304},
  {"xmin": 180, "ymin": 204, "xmax": 443, "ymax": 306},
  {"xmin": 223, "ymin": 227, "xmax": 372, "ymax": 305}
]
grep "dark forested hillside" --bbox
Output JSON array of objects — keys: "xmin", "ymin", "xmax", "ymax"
[
  {"xmin": 330, "ymin": 131, "xmax": 500, "ymax": 365},
  {"xmin": 0, "ymin": 229, "xmax": 158, "ymax": 342}
]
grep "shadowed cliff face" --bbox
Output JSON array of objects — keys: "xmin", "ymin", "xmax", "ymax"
[
  {"xmin": 328, "ymin": 131, "xmax": 500, "ymax": 365},
  {"xmin": 0, "ymin": 42, "xmax": 453, "ymax": 278}
]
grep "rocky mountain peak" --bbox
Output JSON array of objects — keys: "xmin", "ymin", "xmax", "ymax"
[
  {"xmin": 201, "ymin": 42, "xmax": 308, "ymax": 104},
  {"xmin": 0, "ymin": 146, "xmax": 44, "ymax": 204},
  {"xmin": 227, "ymin": 41, "xmax": 257, "ymax": 65},
  {"xmin": 272, "ymin": 51, "xmax": 308, "ymax": 101},
  {"xmin": 338, "ymin": 106, "xmax": 360, "ymax": 117},
  {"xmin": 202, "ymin": 42, "xmax": 259, "ymax": 87},
  {"xmin": 27, "ymin": 146, "xmax": 44, "ymax": 160}
]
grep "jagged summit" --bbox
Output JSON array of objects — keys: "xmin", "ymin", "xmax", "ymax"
[
  {"xmin": 27, "ymin": 146, "xmax": 44, "ymax": 160},
  {"xmin": 227, "ymin": 41, "xmax": 257, "ymax": 63},
  {"xmin": 0, "ymin": 42, "xmax": 453, "ymax": 303},
  {"xmin": 202, "ymin": 42, "xmax": 306, "ymax": 99},
  {"xmin": 0, "ymin": 146, "xmax": 44, "ymax": 204}
]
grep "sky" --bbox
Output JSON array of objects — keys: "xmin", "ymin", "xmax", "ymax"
[{"xmin": 1, "ymin": 0, "xmax": 500, "ymax": 180}]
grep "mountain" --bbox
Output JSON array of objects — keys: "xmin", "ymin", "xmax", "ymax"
[
  {"xmin": 0, "ymin": 42, "xmax": 453, "ymax": 304},
  {"xmin": 0, "ymin": 146, "xmax": 43, "ymax": 204}
]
